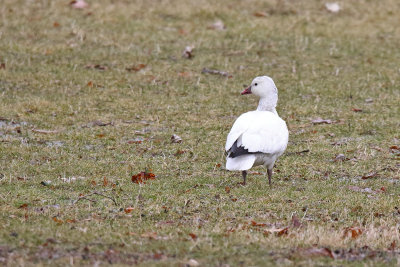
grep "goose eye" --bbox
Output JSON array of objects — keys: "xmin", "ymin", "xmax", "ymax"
[{"xmin": 255, "ymin": 83, "xmax": 258, "ymax": 86}]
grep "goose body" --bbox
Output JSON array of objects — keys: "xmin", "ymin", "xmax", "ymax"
[{"xmin": 225, "ymin": 76, "xmax": 289, "ymax": 185}]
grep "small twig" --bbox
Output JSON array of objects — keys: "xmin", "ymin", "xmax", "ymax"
[
  {"xmin": 72, "ymin": 190, "xmax": 117, "ymax": 205},
  {"xmin": 201, "ymin": 67, "xmax": 232, "ymax": 77},
  {"xmin": 73, "ymin": 192, "xmax": 97, "ymax": 205},
  {"xmin": 93, "ymin": 191, "xmax": 117, "ymax": 205},
  {"xmin": 285, "ymin": 149, "xmax": 310, "ymax": 156}
]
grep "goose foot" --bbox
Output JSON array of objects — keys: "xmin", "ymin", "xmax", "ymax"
[
  {"xmin": 267, "ymin": 169, "xmax": 273, "ymax": 186},
  {"xmin": 241, "ymin": 171, "xmax": 247, "ymax": 185}
]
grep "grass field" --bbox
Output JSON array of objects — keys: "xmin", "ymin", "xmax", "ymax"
[{"xmin": 0, "ymin": 0, "xmax": 399, "ymax": 266}]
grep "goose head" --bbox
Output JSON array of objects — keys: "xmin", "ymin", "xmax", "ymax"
[{"xmin": 241, "ymin": 76, "xmax": 278, "ymax": 99}]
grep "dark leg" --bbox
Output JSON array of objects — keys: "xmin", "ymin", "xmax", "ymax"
[
  {"xmin": 241, "ymin": 171, "xmax": 247, "ymax": 185},
  {"xmin": 267, "ymin": 169, "xmax": 273, "ymax": 186}
]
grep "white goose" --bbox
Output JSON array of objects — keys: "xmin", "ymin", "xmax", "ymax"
[{"xmin": 225, "ymin": 76, "xmax": 289, "ymax": 185}]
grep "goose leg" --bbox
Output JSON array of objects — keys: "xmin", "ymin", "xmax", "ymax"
[
  {"xmin": 241, "ymin": 171, "xmax": 247, "ymax": 185},
  {"xmin": 267, "ymin": 169, "xmax": 273, "ymax": 186}
]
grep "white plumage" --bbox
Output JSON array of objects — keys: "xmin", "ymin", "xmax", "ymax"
[{"xmin": 225, "ymin": 76, "xmax": 289, "ymax": 185}]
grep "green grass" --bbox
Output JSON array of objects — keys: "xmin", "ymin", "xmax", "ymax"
[{"xmin": 0, "ymin": 0, "xmax": 399, "ymax": 266}]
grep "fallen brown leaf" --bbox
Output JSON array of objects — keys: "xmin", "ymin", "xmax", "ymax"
[
  {"xmin": 352, "ymin": 108, "xmax": 363, "ymax": 112},
  {"xmin": 225, "ymin": 186, "xmax": 230, "ymax": 194},
  {"xmin": 131, "ymin": 171, "xmax": 156, "ymax": 184},
  {"xmin": 263, "ymin": 227, "xmax": 289, "ymax": 237},
  {"xmin": 251, "ymin": 220, "xmax": 267, "ymax": 227},
  {"xmin": 254, "ymin": 11, "xmax": 268, "ymax": 17},
  {"xmin": 188, "ymin": 233, "xmax": 197, "ymax": 240},
  {"xmin": 388, "ymin": 240, "xmax": 397, "ymax": 251},
  {"xmin": 174, "ymin": 149, "xmax": 185, "ymax": 156},
  {"xmin": 52, "ymin": 216, "xmax": 63, "ymax": 224},
  {"xmin": 361, "ymin": 171, "xmax": 378, "ymax": 180},
  {"xmin": 53, "ymin": 22, "xmax": 60, "ymax": 27},
  {"xmin": 85, "ymin": 64, "xmax": 107, "ymax": 70},
  {"xmin": 127, "ymin": 137, "xmax": 144, "ymax": 144},
  {"xmin": 126, "ymin": 63, "xmax": 146, "ymax": 72},
  {"xmin": 343, "ymin": 227, "xmax": 362, "ymax": 239},
  {"xmin": 103, "ymin": 177, "xmax": 108, "ymax": 187},
  {"xmin": 124, "ymin": 207, "xmax": 134, "ymax": 214},
  {"xmin": 0, "ymin": 63, "xmax": 5, "ymax": 69},
  {"xmin": 19, "ymin": 203, "xmax": 28, "ymax": 209}
]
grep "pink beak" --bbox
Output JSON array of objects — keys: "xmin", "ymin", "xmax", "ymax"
[{"xmin": 241, "ymin": 85, "xmax": 252, "ymax": 95}]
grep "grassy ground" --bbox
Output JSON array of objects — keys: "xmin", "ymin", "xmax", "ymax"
[{"xmin": 0, "ymin": 0, "xmax": 399, "ymax": 266}]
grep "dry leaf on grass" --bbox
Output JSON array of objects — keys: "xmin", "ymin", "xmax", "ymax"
[
  {"xmin": 127, "ymin": 137, "xmax": 144, "ymax": 144},
  {"xmin": 311, "ymin": 118, "xmax": 332, "ymax": 125},
  {"xmin": 251, "ymin": 221, "xmax": 267, "ymax": 227},
  {"xmin": 352, "ymin": 108, "xmax": 363, "ymax": 112},
  {"xmin": 388, "ymin": 240, "xmax": 397, "ymax": 251},
  {"xmin": 263, "ymin": 227, "xmax": 289, "ymax": 237},
  {"xmin": 85, "ymin": 64, "xmax": 107, "ymax": 70},
  {"xmin": 124, "ymin": 207, "xmax": 134, "ymax": 214},
  {"xmin": 171, "ymin": 134, "xmax": 182, "ymax": 143},
  {"xmin": 126, "ymin": 63, "xmax": 146, "ymax": 72},
  {"xmin": 182, "ymin": 46, "xmax": 195, "ymax": 59},
  {"xmin": 52, "ymin": 216, "xmax": 63, "ymax": 224},
  {"xmin": 174, "ymin": 149, "xmax": 185, "ymax": 156},
  {"xmin": 102, "ymin": 177, "xmax": 108, "ymax": 187},
  {"xmin": 343, "ymin": 227, "xmax": 363, "ymax": 239},
  {"xmin": 361, "ymin": 171, "xmax": 378, "ymax": 180},
  {"xmin": 19, "ymin": 203, "xmax": 28, "ymax": 209},
  {"xmin": 254, "ymin": 11, "xmax": 268, "ymax": 17},
  {"xmin": 0, "ymin": 63, "xmax": 5, "ymax": 69},
  {"xmin": 188, "ymin": 233, "xmax": 197, "ymax": 240},
  {"xmin": 131, "ymin": 171, "xmax": 156, "ymax": 184}
]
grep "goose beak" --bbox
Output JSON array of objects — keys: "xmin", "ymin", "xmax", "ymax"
[{"xmin": 241, "ymin": 85, "xmax": 252, "ymax": 95}]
